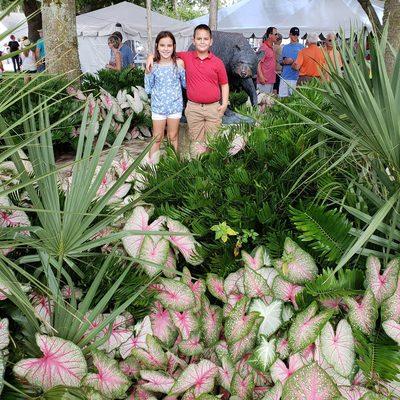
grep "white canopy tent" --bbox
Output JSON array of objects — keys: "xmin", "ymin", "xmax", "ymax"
[
  {"xmin": 76, "ymin": 2, "xmax": 193, "ymax": 73},
  {"xmin": 191, "ymin": 0, "xmax": 384, "ymax": 37}
]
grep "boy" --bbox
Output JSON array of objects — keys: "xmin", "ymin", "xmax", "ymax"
[{"xmin": 146, "ymin": 24, "xmax": 229, "ymax": 156}]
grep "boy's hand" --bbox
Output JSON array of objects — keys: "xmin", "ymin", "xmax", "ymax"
[
  {"xmin": 145, "ymin": 54, "xmax": 154, "ymax": 73},
  {"xmin": 217, "ymin": 103, "xmax": 228, "ymax": 117}
]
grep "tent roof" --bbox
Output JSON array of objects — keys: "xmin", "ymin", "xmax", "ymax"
[
  {"xmin": 76, "ymin": 1, "xmax": 192, "ymax": 37},
  {"xmin": 191, "ymin": 0, "xmax": 384, "ymax": 37}
]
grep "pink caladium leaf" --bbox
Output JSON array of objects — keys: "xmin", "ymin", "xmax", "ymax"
[
  {"xmin": 366, "ymin": 256, "xmax": 399, "ymax": 304},
  {"xmin": 138, "ymin": 236, "xmax": 170, "ymax": 277},
  {"xmin": 319, "ymin": 319, "xmax": 355, "ymax": 377},
  {"xmin": 156, "ymin": 278, "xmax": 196, "ymax": 312},
  {"xmin": 241, "ymin": 246, "xmax": 267, "ymax": 270},
  {"xmin": 228, "ymin": 133, "xmax": 247, "ymax": 155},
  {"xmin": 230, "ymin": 371, "xmax": 255, "ymax": 399},
  {"xmin": 150, "ymin": 302, "xmax": 177, "ymax": 347},
  {"xmin": 263, "ymin": 382, "xmax": 283, "ymax": 400},
  {"xmin": 140, "ymin": 370, "xmax": 175, "ymax": 394},
  {"xmin": 224, "ymin": 297, "xmax": 260, "ymax": 344},
  {"xmin": 272, "ymin": 275, "xmax": 304, "ymax": 309},
  {"xmin": 170, "ymin": 360, "xmax": 218, "ymax": 397},
  {"xmin": 201, "ymin": 301, "xmax": 223, "ymax": 347},
  {"xmin": 120, "ymin": 316, "xmax": 152, "ymax": 359},
  {"xmin": 122, "ymin": 206, "xmax": 165, "ymax": 258},
  {"xmin": 270, "ymin": 354, "xmax": 304, "ymax": 384},
  {"xmin": 167, "ymin": 218, "xmax": 203, "ymax": 265},
  {"xmin": 382, "ymin": 320, "xmax": 400, "ymax": 344},
  {"xmin": 119, "ymin": 357, "xmax": 140, "ymax": 377},
  {"xmin": 83, "ymin": 351, "xmax": 130, "ymax": 399},
  {"xmin": 281, "ymin": 362, "xmax": 340, "ymax": 400},
  {"xmin": 224, "ymin": 270, "xmax": 245, "ymax": 295},
  {"xmin": 339, "ymin": 386, "xmax": 369, "ymax": 400},
  {"xmin": 206, "ymin": 274, "xmax": 228, "ymax": 303},
  {"xmin": 217, "ymin": 355, "xmax": 234, "ymax": 390},
  {"xmin": 288, "ymin": 302, "xmax": 333, "ymax": 352},
  {"xmin": 167, "ymin": 351, "xmax": 188, "ymax": 376},
  {"xmin": 382, "ymin": 276, "xmax": 400, "ymax": 323},
  {"xmin": 97, "ymin": 316, "xmax": 132, "ymax": 353},
  {"xmin": 178, "ymin": 332, "xmax": 204, "ymax": 356},
  {"xmin": 164, "ymin": 249, "xmax": 178, "ymax": 278},
  {"xmin": 170, "ymin": 310, "xmax": 198, "ymax": 340},
  {"xmin": 131, "ymin": 335, "xmax": 167, "ymax": 370},
  {"xmin": 276, "ymin": 337, "xmax": 290, "ymax": 359},
  {"xmin": 13, "ymin": 334, "xmax": 87, "ymax": 391},
  {"xmin": 274, "ymin": 237, "xmax": 318, "ymax": 284},
  {"xmin": 0, "ymin": 318, "xmax": 9, "ymax": 350},
  {"xmin": 249, "ymin": 299, "xmax": 283, "ymax": 337},
  {"xmin": 344, "ymin": 290, "xmax": 378, "ymax": 335},
  {"xmin": 243, "ymin": 267, "xmax": 271, "ymax": 298}
]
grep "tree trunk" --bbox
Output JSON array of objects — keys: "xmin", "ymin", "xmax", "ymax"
[
  {"xmin": 146, "ymin": 0, "xmax": 152, "ymax": 54},
  {"xmin": 209, "ymin": 0, "xmax": 218, "ymax": 30},
  {"xmin": 23, "ymin": 0, "xmax": 42, "ymax": 42},
  {"xmin": 357, "ymin": 0, "xmax": 382, "ymax": 32},
  {"xmin": 383, "ymin": 0, "xmax": 400, "ymax": 76},
  {"xmin": 172, "ymin": 0, "xmax": 178, "ymax": 15},
  {"xmin": 41, "ymin": 0, "xmax": 81, "ymax": 80}
]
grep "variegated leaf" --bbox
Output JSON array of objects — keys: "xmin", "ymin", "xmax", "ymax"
[
  {"xmin": 138, "ymin": 236, "xmax": 169, "ymax": 277},
  {"xmin": 131, "ymin": 335, "xmax": 167, "ymax": 370},
  {"xmin": 381, "ymin": 276, "xmax": 400, "ymax": 323},
  {"xmin": 206, "ymin": 273, "xmax": 227, "ymax": 302},
  {"xmin": 248, "ymin": 336, "xmax": 277, "ymax": 372},
  {"xmin": 382, "ymin": 320, "xmax": 400, "ymax": 344},
  {"xmin": 0, "ymin": 318, "xmax": 9, "ymax": 350},
  {"xmin": 150, "ymin": 302, "xmax": 177, "ymax": 347},
  {"xmin": 120, "ymin": 316, "xmax": 152, "ymax": 359},
  {"xmin": 271, "ymin": 354, "xmax": 304, "ymax": 384},
  {"xmin": 140, "ymin": 370, "xmax": 175, "ymax": 394},
  {"xmin": 217, "ymin": 355, "xmax": 234, "ymax": 390},
  {"xmin": 262, "ymin": 382, "xmax": 283, "ymax": 400},
  {"xmin": 230, "ymin": 371, "xmax": 255, "ymax": 400},
  {"xmin": 282, "ymin": 362, "xmax": 340, "ymax": 400},
  {"xmin": 242, "ymin": 246, "xmax": 266, "ymax": 270},
  {"xmin": 339, "ymin": 385, "xmax": 369, "ymax": 400},
  {"xmin": 119, "ymin": 357, "xmax": 140, "ymax": 377},
  {"xmin": 249, "ymin": 299, "xmax": 283, "ymax": 337},
  {"xmin": 156, "ymin": 278, "xmax": 196, "ymax": 312},
  {"xmin": 97, "ymin": 316, "xmax": 132, "ymax": 353},
  {"xmin": 272, "ymin": 275, "xmax": 303, "ymax": 309},
  {"xmin": 243, "ymin": 267, "xmax": 270, "ymax": 297},
  {"xmin": 170, "ymin": 310, "xmax": 198, "ymax": 340},
  {"xmin": 178, "ymin": 332, "xmax": 204, "ymax": 356},
  {"xmin": 288, "ymin": 302, "xmax": 332, "ymax": 352},
  {"xmin": 201, "ymin": 301, "xmax": 223, "ymax": 347}
]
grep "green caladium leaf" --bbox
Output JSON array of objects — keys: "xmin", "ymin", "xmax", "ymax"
[
  {"xmin": 288, "ymin": 302, "xmax": 332, "ymax": 352},
  {"xmin": 263, "ymin": 382, "xmax": 283, "ymax": 400},
  {"xmin": 248, "ymin": 336, "xmax": 277, "ymax": 372},
  {"xmin": 282, "ymin": 363, "xmax": 340, "ymax": 400},
  {"xmin": 274, "ymin": 237, "xmax": 318, "ymax": 284}
]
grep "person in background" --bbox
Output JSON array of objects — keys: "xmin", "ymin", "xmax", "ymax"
[
  {"xmin": 279, "ymin": 27, "xmax": 304, "ymax": 97},
  {"xmin": 323, "ymin": 32, "xmax": 343, "ymax": 72},
  {"xmin": 292, "ymin": 32, "xmax": 326, "ymax": 85},
  {"xmin": 106, "ymin": 35, "xmax": 122, "ymax": 71},
  {"xmin": 273, "ymin": 33, "xmax": 283, "ymax": 95},
  {"xmin": 8, "ymin": 35, "xmax": 20, "ymax": 72},
  {"xmin": 35, "ymin": 29, "xmax": 46, "ymax": 72},
  {"xmin": 257, "ymin": 26, "xmax": 278, "ymax": 94},
  {"xmin": 20, "ymin": 39, "xmax": 37, "ymax": 83},
  {"xmin": 111, "ymin": 31, "xmax": 135, "ymax": 69},
  {"xmin": 0, "ymin": 50, "xmax": 4, "ymax": 77}
]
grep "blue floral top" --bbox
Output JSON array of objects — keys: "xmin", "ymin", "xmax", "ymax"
[{"xmin": 144, "ymin": 63, "xmax": 186, "ymax": 115}]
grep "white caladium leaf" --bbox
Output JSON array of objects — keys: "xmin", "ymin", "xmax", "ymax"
[
  {"xmin": 288, "ymin": 302, "xmax": 332, "ymax": 352},
  {"xmin": 242, "ymin": 246, "xmax": 266, "ymax": 270},
  {"xmin": 164, "ymin": 249, "xmax": 178, "ymax": 278},
  {"xmin": 258, "ymin": 267, "xmax": 279, "ymax": 287},
  {"xmin": 170, "ymin": 310, "xmax": 198, "ymax": 340},
  {"xmin": 366, "ymin": 256, "xmax": 399, "ymax": 304},
  {"xmin": 276, "ymin": 337, "xmax": 290, "ymax": 359},
  {"xmin": 344, "ymin": 290, "xmax": 378, "ymax": 335},
  {"xmin": 263, "ymin": 382, "xmax": 283, "ymax": 400},
  {"xmin": 206, "ymin": 273, "xmax": 228, "ymax": 302},
  {"xmin": 382, "ymin": 320, "xmax": 400, "ymax": 344},
  {"xmin": 97, "ymin": 316, "xmax": 132, "ymax": 353},
  {"xmin": 224, "ymin": 270, "xmax": 245, "ymax": 295},
  {"xmin": 0, "ymin": 318, "xmax": 9, "ymax": 350},
  {"xmin": 243, "ymin": 267, "xmax": 270, "ymax": 298},
  {"xmin": 320, "ymin": 319, "xmax": 355, "ymax": 377},
  {"xmin": 140, "ymin": 370, "xmax": 175, "ymax": 394},
  {"xmin": 83, "ymin": 351, "xmax": 129, "ymax": 399},
  {"xmin": 178, "ymin": 332, "xmax": 204, "ymax": 356},
  {"xmin": 230, "ymin": 371, "xmax": 255, "ymax": 399},
  {"xmin": 120, "ymin": 316, "xmax": 152, "ymax": 359},
  {"xmin": 282, "ymin": 362, "xmax": 340, "ymax": 400},
  {"xmin": 156, "ymin": 278, "xmax": 196, "ymax": 312},
  {"xmin": 339, "ymin": 386, "xmax": 369, "ymax": 400},
  {"xmin": 139, "ymin": 236, "xmax": 170, "ymax": 277},
  {"xmin": 131, "ymin": 335, "xmax": 167, "ymax": 370},
  {"xmin": 270, "ymin": 354, "xmax": 304, "ymax": 384},
  {"xmin": 248, "ymin": 336, "xmax": 277, "ymax": 372},
  {"xmin": 167, "ymin": 218, "xmax": 203, "ymax": 265},
  {"xmin": 201, "ymin": 302, "xmax": 223, "ymax": 347},
  {"xmin": 225, "ymin": 297, "xmax": 259, "ymax": 344},
  {"xmin": 30, "ymin": 292, "xmax": 53, "ymax": 326},
  {"xmin": 170, "ymin": 360, "xmax": 218, "ymax": 397},
  {"xmin": 249, "ymin": 299, "xmax": 283, "ymax": 337},
  {"xmin": 381, "ymin": 276, "xmax": 400, "ymax": 323},
  {"xmin": 122, "ymin": 206, "xmax": 165, "ymax": 258},
  {"xmin": 150, "ymin": 302, "xmax": 177, "ymax": 347},
  {"xmin": 272, "ymin": 275, "xmax": 303, "ymax": 309},
  {"xmin": 274, "ymin": 237, "xmax": 318, "ymax": 284},
  {"xmin": 13, "ymin": 334, "xmax": 87, "ymax": 391}
]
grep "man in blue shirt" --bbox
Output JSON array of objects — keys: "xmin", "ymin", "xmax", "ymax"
[
  {"xmin": 279, "ymin": 27, "xmax": 304, "ymax": 97},
  {"xmin": 35, "ymin": 29, "xmax": 46, "ymax": 72},
  {"xmin": 111, "ymin": 31, "xmax": 134, "ymax": 69}
]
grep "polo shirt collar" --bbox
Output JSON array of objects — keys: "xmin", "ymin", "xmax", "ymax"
[{"xmin": 195, "ymin": 51, "xmax": 212, "ymax": 60}]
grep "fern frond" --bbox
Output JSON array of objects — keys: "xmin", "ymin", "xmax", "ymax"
[{"xmin": 290, "ymin": 204, "xmax": 353, "ymax": 262}]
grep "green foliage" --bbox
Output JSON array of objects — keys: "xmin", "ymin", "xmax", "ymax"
[
  {"xmin": 81, "ymin": 67, "xmax": 145, "ymax": 97},
  {"xmin": 290, "ymin": 204, "xmax": 354, "ymax": 262},
  {"xmin": 229, "ymin": 90, "xmax": 248, "ymax": 109}
]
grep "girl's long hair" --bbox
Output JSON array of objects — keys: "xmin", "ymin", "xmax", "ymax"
[{"xmin": 154, "ymin": 31, "xmax": 177, "ymax": 64}]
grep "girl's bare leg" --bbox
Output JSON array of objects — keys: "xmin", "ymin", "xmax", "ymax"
[
  {"xmin": 150, "ymin": 119, "xmax": 167, "ymax": 157},
  {"xmin": 166, "ymin": 118, "xmax": 180, "ymax": 153}
]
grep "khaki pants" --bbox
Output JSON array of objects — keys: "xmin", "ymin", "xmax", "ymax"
[{"xmin": 185, "ymin": 101, "xmax": 222, "ymax": 156}]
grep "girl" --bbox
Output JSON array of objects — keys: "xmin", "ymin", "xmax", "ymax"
[
  {"xmin": 145, "ymin": 31, "xmax": 186, "ymax": 157},
  {"xmin": 20, "ymin": 39, "xmax": 37, "ymax": 83},
  {"xmin": 106, "ymin": 35, "xmax": 122, "ymax": 71}
]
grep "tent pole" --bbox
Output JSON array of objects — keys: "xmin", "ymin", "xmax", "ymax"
[{"xmin": 146, "ymin": 0, "xmax": 152, "ymax": 53}]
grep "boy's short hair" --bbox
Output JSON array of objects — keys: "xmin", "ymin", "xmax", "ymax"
[
  {"xmin": 112, "ymin": 31, "xmax": 123, "ymax": 41},
  {"xmin": 193, "ymin": 24, "xmax": 212, "ymax": 38}
]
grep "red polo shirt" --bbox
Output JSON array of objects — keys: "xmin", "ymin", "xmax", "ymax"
[{"xmin": 177, "ymin": 51, "xmax": 228, "ymax": 104}]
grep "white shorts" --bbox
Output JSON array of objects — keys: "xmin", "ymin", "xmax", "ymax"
[
  {"xmin": 279, "ymin": 79, "xmax": 298, "ymax": 98},
  {"xmin": 257, "ymin": 83, "xmax": 274, "ymax": 94},
  {"xmin": 152, "ymin": 112, "xmax": 182, "ymax": 121}
]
